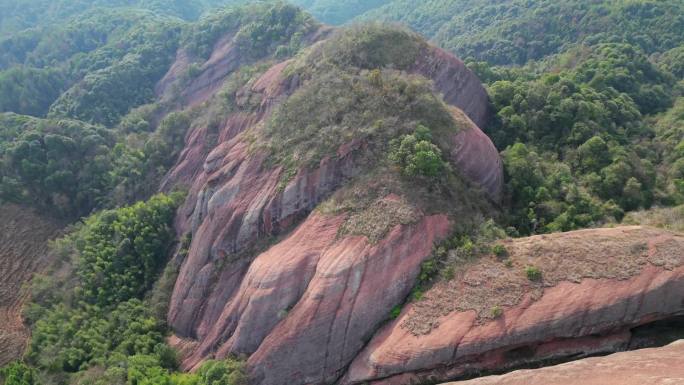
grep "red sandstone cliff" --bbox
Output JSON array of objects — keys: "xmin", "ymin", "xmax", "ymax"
[
  {"xmin": 159, "ymin": 25, "xmax": 503, "ymax": 385},
  {"xmin": 342, "ymin": 226, "xmax": 684, "ymax": 384}
]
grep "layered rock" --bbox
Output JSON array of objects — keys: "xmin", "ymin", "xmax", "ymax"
[
  {"xmin": 342, "ymin": 226, "xmax": 684, "ymax": 384},
  {"xmin": 449, "ymin": 340, "xmax": 684, "ymax": 385},
  {"xmin": 161, "ymin": 25, "xmax": 502, "ymax": 385}
]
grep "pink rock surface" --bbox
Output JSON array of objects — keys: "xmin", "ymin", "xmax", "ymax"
[
  {"xmin": 162, "ymin": 28, "xmax": 501, "ymax": 385},
  {"xmin": 447, "ymin": 108, "xmax": 503, "ymax": 201},
  {"xmin": 342, "ymin": 229, "xmax": 684, "ymax": 385},
  {"xmin": 447, "ymin": 340, "xmax": 684, "ymax": 385},
  {"xmin": 246, "ymin": 214, "xmax": 450, "ymax": 384},
  {"xmin": 411, "ymin": 45, "xmax": 491, "ymax": 130}
]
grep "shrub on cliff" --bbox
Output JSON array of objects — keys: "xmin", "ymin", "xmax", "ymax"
[
  {"xmin": 525, "ymin": 265, "xmax": 542, "ymax": 281},
  {"xmin": 389, "ymin": 125, "xmax": 449, "ymax": 179}
]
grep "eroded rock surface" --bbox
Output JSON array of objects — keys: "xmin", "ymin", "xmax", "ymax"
[
  {"xmin": 162, "ymin": 26, "xmax": 501, "ymax": 385},
  {"xmin": 448, "ymin": 340, "xmax": 684, "ymax": 385},
  {"xmin": 342, "ymin": 226, "xmax": 684, "ymax": 384}
]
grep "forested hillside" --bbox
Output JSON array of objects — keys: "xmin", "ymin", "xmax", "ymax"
[
  {"xmin": 0, "ymin": 1, "xmax": 683, "ymax": 385},
  {"xmin": 0, "ymin": 2, "xmax": 316, "ymax": 219},
  {"xmin": 336, "ymin": 0, "xmax": 684, "ymax": 234},
  {"xmin": 357, "ymin": 0, "xmax": 684, "ymax": 64},
  {"xmin": 288, "ymin": 0, "xmax": 391, "ymax": 25},
  {"xmin": 0, "ymin": 3, "xmax": 324, "ymax": 384},
  {"xmin": 0, "ymin": 0, "xmax": 251, "ymax": 34}
]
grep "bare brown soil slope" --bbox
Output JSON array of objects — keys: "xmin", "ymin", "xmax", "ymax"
[
  {"xmin": 0, "ymin": 204, "xmax": 60, "ymax": 366},
  {"xmin": 343, "ymin": 226, "xmax": 684, "ymax": 384},
  {"xmin": 448, "ymin": 339, "xmax": 684, "ymax": 385}
]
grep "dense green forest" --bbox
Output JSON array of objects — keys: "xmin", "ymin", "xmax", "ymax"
[
  {"xmin": 326, "ymin": 0, "xmax": 684, "ymax": 234},
  {"xmin": 357, "ymin": 0, "xmax": 684, "ymax": 65},
  {"xmin": 0, "ymin": 0, "xmax": 253, "ymax": 35},
  {"xmin": 288, "ymin": 0, "xmax": 391, "ymax": 25},
  {"xmin": 18, "ymin": 193, "xmax": 248, "ymax": 385},
  {"xmin": 477, "ymin": 42, "xmax": 683, "ymax": 233},
  {"xmin": 1, "ymin": 0, "xmax": 683, "ymax": 384}
]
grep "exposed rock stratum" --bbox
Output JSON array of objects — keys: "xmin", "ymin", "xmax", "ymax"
[{"xmin": 343, "ymin": 226, "xmax": 684, "ymax": 384}]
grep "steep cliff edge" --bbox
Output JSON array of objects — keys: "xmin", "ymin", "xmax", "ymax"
[
  {"xmin": 160, "ymin": 24, "xmax": 502, "ymax": 385},
  {"xmin": 342, "ymin": 226, "xmax": 684, "ymax": 384},
  {"xmin": 448, "ymin": 339, "xmax": 684, "ymax": 385}
]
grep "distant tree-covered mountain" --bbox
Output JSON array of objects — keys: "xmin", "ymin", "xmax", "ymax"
[
  {"xmin": 355, "ymin": 0, "xmax": 684, "ymax": 65},
  {"xmin": 289, "ymin": 0, "xmax": 391, "ymax": 25},
  {"xmin": 0, "ymin": 0, "xmax": 252, "ymax": 34}
]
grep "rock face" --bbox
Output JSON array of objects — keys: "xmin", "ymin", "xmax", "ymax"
[
  {"xmin": 161, "ymin": 26, "xmax": 502, "ymax": 385},
  {"xmin": 0, "ymin": 204, "xmax": 60, "ymax": 366},
  {"xmin": 342, "ymin": 226, "xmax": 684, "ymax": 384},
  {"xmin": 448, "ymin": 340, "xmax": 684, "ymax": 385},
  {"xmin": 155, "ymin": 26, "xmax": 333, "ymax": 109},
  {"xmin": 411, "ymin": 45, "xmax": 491, "ymax": 130},
  {"xmin": 446, "ymin": 107, "xmax": 502, "ymax": 202}
]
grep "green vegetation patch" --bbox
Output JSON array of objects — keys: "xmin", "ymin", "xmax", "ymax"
[
  {"xmin": 8, "ymin": 193, "xmax": 245, "ymax": 384},
  {"xmin": 182, "ymin": 2, "xmax": 318, "ymax": 60},
  {"xmin": 0, "ymin": 113, "xmax": 116, "ymax": 217},
  {"xmin": 19, "ymin": 194, "xmax": 180, "ymax": 381},
  {"xmin": 75, "ymin": 193, "xmax": 182, "ymax": 307},
  {"xmin": 0, "ymin": 106, "xmax": 193, "ymax": 218},
  {"xmin": 0, "ymin": 362, "xmax": 39, "ymax": 385},
  {"xmin": 389, "ymin": 125, "xmax": 450, "ymax": 179},
  {"xmin": 474, "ymin": 42, "xmax": 680, "ymax": 235},
  {"xmin": 262, "ymin": 67, "xmax": 457, "ymax": 185},
  {"xmin": 299, "ymin": 23, "xmax": 425, "ymax": 72}
]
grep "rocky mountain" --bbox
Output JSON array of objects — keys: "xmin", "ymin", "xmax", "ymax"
[
  {"xmin": 0, "ymin": 2, "xmax": 683, "ymax": 385},
  {"xmin": 153, "ymin": 12, "xmax": 682, "ymax": 385},
  {"xmin": 157, "ymin": 23, "xmax": 502, "ymax": 384}
]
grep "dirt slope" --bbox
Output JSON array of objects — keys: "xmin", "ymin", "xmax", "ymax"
[{"xmin": 0, "ymin": 204, "xmax": 60, "ymax": 366}]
